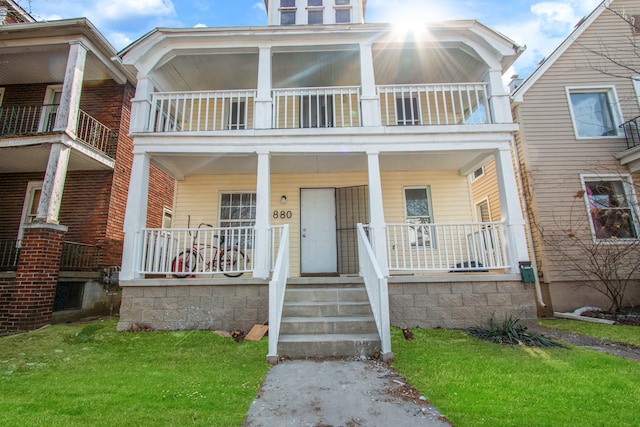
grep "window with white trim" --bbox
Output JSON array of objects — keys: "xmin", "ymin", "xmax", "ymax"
[
  {"xmin": 0, "ymin": 87, "xmax": 5, "ymax": 106},
  {"xmin": 307, "ymin": 0, "xmax": 323, "ymax": 24},
  {"xmin": 39, "ymin": 85, "xmax": 62, "ymax": 132},
  {"xmin": 582, "ymin": 176, "xmax": 639, "ymax": 240},
  {"xmin": 162, "ymin": 207, "xmax": 173, "ymax": 229},
  {"xmin": 225, "ymin": 100, "xmax": 246, "ymax": 130},
  {"xmin": 404, "ymin": 186, "xmax": 433, "ymax": 246},
  {"xmin": 567, "ymin": 87, "xmax": 622, "ymax": 138},
  {"xmin": 335, "ymin": 0, "xmax": 351, "ymax": 23},
  {"xmin": 475, "ymin": 199, "xmax": 491, "ymax": 222},
  {"xmin": 17, "ymin": 181, "xmax": 43, "ymax": 245},
  {"xmin": 633, "ymin": 77, "xmax": 640, "ymax": 107},
  {"xmin": 632, "ymin": 15, "xmax": 640, "ymax": 36},
  {"xmin": 219, "ymin": 192, "xmax": 256, "ymax": 228},
  {"xmin": 280, "ymin": 0, "xmax": 296, "ymax": 25},
  {"xmin": 396, "ymin": 96, "xmax": 420, "ymax": 126}
]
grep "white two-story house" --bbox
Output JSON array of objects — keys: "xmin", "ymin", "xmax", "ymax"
[{"xmin": 116, "ymin": 0, "xmax": 536, "ymax": 361}]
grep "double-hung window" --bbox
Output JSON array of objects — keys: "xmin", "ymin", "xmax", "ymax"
[
  {"xmin": 17, "ymin": 181, "xmax": 43, "ymax": 245},
  {"xmin": 307, "ymin": 0, "xmax": 323, "ymax": 25},
  {"xmin": 219, "ymin": 192, "xmax": 256, "ymax": 247},
  {"xmin": 404, "ymin": 186, "xmax": 433, "ymax": 247},
  {"xmin": 335, "ymin": 0, "xmax": 351, "ymax": 23},
  {"xmin": 396, "ymin": 96, "xmax": 420, "ymax": 126},
  {"xmin": 280, "ymin": 0, "xmax": 296, "ymax": 25},
  {"xmin": 567, "ymin": 87, "xmax": 622, "ymax": 138},
  {"xmin": 582, "ymin": 176, "xmax": 639, "ymax": 240},
  {"xmin": 225, "ymin": 100, "xmax": 246, "ymax": 130}
]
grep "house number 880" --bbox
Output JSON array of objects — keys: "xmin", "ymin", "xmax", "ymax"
[{"xmin": 273, "ymin": 210, "xmax": 293, "ymax": 219}]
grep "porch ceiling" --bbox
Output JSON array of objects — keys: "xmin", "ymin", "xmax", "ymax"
[
  {"xmin": 0, "ymin": 144, "xmax": 114, "ymax": 173},
  {"xmin": 151, "ymin": 151, "xmax": 493, "ymax": 178}
]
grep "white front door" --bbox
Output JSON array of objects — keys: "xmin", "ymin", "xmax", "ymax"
[{"xmin": 301, "ymin": 188, "xmax": 337, "ymax": 274}]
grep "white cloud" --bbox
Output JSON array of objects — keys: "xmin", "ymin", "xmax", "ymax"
[
  {"xmin": 107, "ymin": 32, "xmax": 133, "ymax": 50},
  {"xmin": 253, "ymin": 2, "xmax": 266, "ymax": 13},
  {"xmin": 194, "ymin": 23, "xmax": 207, "ymax": 28}
]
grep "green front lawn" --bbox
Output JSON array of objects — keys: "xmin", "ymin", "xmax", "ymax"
[
  {"xmin": 539, "ymin": 318, "xmax": 640, "ymax": 346},
  {"xmin": 0, "ymin": 320, "xmax": 269, "ymax": 427},
  {"xmin": 392, "ymin": 327, "xmax": 640, "ymax": 427}
]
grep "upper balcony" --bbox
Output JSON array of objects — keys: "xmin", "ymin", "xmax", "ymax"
[
  {"xmin": 616, "ymin": 115, "xmax": 640, "ymax": 173},
  {"xmin": 124, "ymin": 22, "xmax": 522, "ymax": 137}
]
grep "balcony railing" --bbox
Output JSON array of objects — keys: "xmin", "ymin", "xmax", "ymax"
[
  {"xmin": 0, "ymin": 105, "xmax": 115, "ymax": 156},
  {"xmin": 0, "ymin": 239, "xmax": 20, "ymax": 271},
  {"xmin": 60, "ymin": 241, "xmax": 101, "ymax": 271},
  {"xmin": 272, "ymin": 86, "xmax": 362, "ymax": 129},
  {"xmin": 148, "ymin": 90, "xmax": 256, "ymax": 132},
  {"xmin": 386, "ymin": 222, "xmax": 508, "ymax": 272},
  {"xmin": 619, "ymin": 116, "xmax": 640, "ymax": 150},
  {"xmin": 377, "ymin": 83, "xmax": 492, "ymax": 126}
]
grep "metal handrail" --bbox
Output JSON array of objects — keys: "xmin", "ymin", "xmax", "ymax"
[{"xmin": 619, "ymin": 115, "xmax": 640, "ymax": 150}]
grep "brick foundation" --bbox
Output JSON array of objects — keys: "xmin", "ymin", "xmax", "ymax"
[{"xmin": 7, "ymin": 223, "xmax": 66, "ymax": 331}]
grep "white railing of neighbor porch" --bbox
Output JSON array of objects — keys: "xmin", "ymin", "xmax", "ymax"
[
  {"xmin": 139, "ymin": 225, "xmax": 254, "ymax": 276},
  {"xmin": 377, "ymin": 83, "xmax": 491, "ymax": 126},
  {"xmin": 386, "ymin": 222, "xmax": 508, "ymax": 272},
  {"xmin": 268, "ymin": 224, "xmax": 290, "ymax": 360},
  {"xmin": 357, "ymin": 223, "xmax": 392, "ymax": 357},
  {"xmin": 149, "ymin": 90, "xmax": 256, "ymax": 132}
]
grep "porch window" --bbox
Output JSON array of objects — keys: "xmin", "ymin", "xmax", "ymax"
[
  {"xmin": 567, "ymin": 87, "xmax": 621, "ymax": 138},
  {"xmin": 17, "ymin": 181, "xmax": 42, "ymax": 245},
  {"xmin": 583, "ymin": 177, "xmax": 639, "ymax": 240},
  {"xmin": 396, "ymin": 96, "xmax": 420, "ymax": 126},
  {"xmin": 219, "ymin": 192, "xmax": 256, "ymax": 246},
  {"xmin": 301, "ymin": 95, "xmax": 333, "ymax": 128},
  {"xmin": 404, "ymin": 186, "xmax": 433, "ymax": 246},
  {"xmin": 39, "ymin": 85, "xmax": 62, "ymax": 132}
]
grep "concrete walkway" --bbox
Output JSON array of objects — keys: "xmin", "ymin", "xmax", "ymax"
[{"xmin": 243, "ymin": 359, "xmax": 451, "ymax": 427}]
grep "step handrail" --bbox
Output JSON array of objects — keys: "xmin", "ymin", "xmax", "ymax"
[{"xmin": 267, "ymin": 224, "xmax": 290, "ymax": 360}]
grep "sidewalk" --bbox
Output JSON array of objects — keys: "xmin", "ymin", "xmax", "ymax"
[{"xmin": 243, "ymin": 359, "xmax": 451, "ymax": 427}]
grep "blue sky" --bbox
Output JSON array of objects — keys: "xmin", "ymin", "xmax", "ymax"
[{"xmin": 23, "ymin": 0, "xmax": 603, "ymax": 78}]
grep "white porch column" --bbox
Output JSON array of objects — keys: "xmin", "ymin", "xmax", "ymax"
[
  {"xmin": 35, "ymin": 143, "xmax": 71, "ymax": 224},
  {"xmin": 487, "ymin": 69, "xmax": 512, "ymax": 124},
  {"xmin": 367, "ymin": 151, "xmax": 389, "ymax": 276},
  {"xmin": 121, "ymin": 153, "xmax": 150, "ymax": 281},
  {"xmin": 130, "ymin": 77, "xmax": 154, "ymax": 133},
  {"xmin": 360, "ymin": 43, "xmax": 381, "ymax": 127},
  {"xmin": 254, "ymin": 151, "xmax": 271, "ymax": 278},
  {"xmin": 495, "ymin": 147, "xmax": 529, "ymax": 273},
  {"xmin": 54, "ymin": 40, "xmax": 87, "ymax": 134},
  {"xmin": 254, "ymin": 47, "xmax": 273, "ymax": 130}
]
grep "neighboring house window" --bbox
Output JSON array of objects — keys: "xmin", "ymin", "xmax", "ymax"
[
  {"xmin": 162, "ymin": 207, "xmax": 173, "ymax": 229},
  {"xmin": 404, "ymin": 186, "xmax": 433, "ymax": 246},
  {"xmin": 307, "ymin": 0, "xmax": 323, "ymax": 24},
  {"xmin": 632, "ymin": 15, "xmax": 640, "ymax": 36},
  {"xmin": 39, "ymin": 85, "xmax": 62, "ymax": 132},
  {"xmin": 17, "ymin": 181, "xmax": 43, "ymax": 244},
  {"xmin": 470, "ymin": 166, "xmax": 485, "ymax": 181},
  {"xmin": 582, "ymin": 176, "xmax": 639, "ymax": 240},
  {"xmin": 633, "ymin": 77, "xmax": 640, "ymax": 107},
  {"xmin": 281, "ymin": 0, "xmax": 296, "ymax": 25},
  {"xmin": 0, "ymin": 87, "xmax": 5, "ymax": 106},
  {"xmin": 475, "ymin": 199, "xmax": 491, "ymax": 222},
  {"xmin": 396, "ymin": 96, "xmax": 420, "ymax": 125},
  {"xmin": 566, "ymin": 87, "xmax": 621, "ymax": 138},
  {"xmin": 300, "ymin": 95, "xmax": 333, "ymax": 128},
  {"xmin": 226, "ymin": 100, "xmax": 246, "ymax": 130},
  {"xmin": 335, "ymin": 0, "xmax": 351, "ymax": 23}
]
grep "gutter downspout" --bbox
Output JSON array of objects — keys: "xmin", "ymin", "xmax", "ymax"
[{"xmin": 510, "ymin": 123, "xmax": 546, "ymax": 308}]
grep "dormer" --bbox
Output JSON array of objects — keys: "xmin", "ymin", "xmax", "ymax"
[{"xmin": 265, "ymin": 0, "xmax": 365, "ymax": 26}]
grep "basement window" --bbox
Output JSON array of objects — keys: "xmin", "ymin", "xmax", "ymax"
[{"xmin": 54, "ymin": 283, "xmax": 84, "ymax": 311}]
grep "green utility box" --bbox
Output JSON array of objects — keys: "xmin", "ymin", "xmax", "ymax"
[{"xmin": 519, "ymin": 262, "xmax": 536, "ymax": 283}]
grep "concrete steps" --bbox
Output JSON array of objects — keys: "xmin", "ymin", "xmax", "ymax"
[{"xmin": 277, "ymin": 282, "xmax": 381, "ymax": 358}]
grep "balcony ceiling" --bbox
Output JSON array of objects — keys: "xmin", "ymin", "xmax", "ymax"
[
  {"xmin": 0, "ymin": 143, "xmax": 113, "ymax": 173},
  {"xmin": 150, "ymin": 150, "xmax": 493, "ymax": 178},
  {"xmin": 0, "ymin": 46, "xmax": 114, "ymax": 85}
]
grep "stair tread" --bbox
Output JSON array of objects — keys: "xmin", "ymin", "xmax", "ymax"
[
  {"xmin": 279, "ymin": 333, "xmax": 381, "ymax": 342},
  {"xmin": 284, "ymin": 301, "xmax": 370, "ymax": 306},
  {"xmin": 281, "ymin": 316, "xmax": 375, "ymax": 323}
]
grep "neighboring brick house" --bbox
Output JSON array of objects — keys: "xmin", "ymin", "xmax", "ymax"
[
  {"xmin": 473, "ymin": 0, "xmax": 640, "ymax": 315},
  {"xmin": 0, "ymin": 8, "xmax": 175, "ymax": 333}
]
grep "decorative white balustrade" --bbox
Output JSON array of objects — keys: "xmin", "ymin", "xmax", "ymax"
[
  {"xmin": 385, "ymin": 222, "xmax": 509, "ymax": 272},
  {"xmin": 138, "ymin": 225, "xmax": 254, "ymax": 276},
  {"xmin": 267, "ymin": 224, "xmax": 290, "ymax": 359},
  {"xmin": 272, "ymin": 86, "xmax": 362, "ymax": 129},
  {"xmin": 377, "ymin": 83, "xmax": 492, "ymax": 126},
  {"xmin": 148, "ymin": 90, "xmax": 256, "ymax": 132}
]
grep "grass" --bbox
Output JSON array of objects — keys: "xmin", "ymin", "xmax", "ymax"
[
  {"xmin": 539, "ymin": 318, "xmax": 640, "ymax": 346},
  {"xmin": 391, "ymin": 327, "xmax": 640, "ymax": 427},
  {"xmin": 0, "ymin": 320, "xmax": 269, "ymax": 427}
]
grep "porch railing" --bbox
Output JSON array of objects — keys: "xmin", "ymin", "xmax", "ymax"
[
  {"xmin": 0, "ymin": 105, "xmax": 115, "ymax": 157},
  {"xmin": 138, "ymin": 226, "xmax": 254, "ymax": 276},
  {"xmin": 148, "ymin": 90, "xmax": 256, "ymax": 132},
  {"xmin": 357, "ymin": 223, "xmax": 391, "ymax": 357},
  {"xmin": 386, "ymin": 222, "xmax": 509, "ymax": 272},
  {"xmin": 0, "ymin": 239, "xmax": 20, "ymax": 271},
  {"xmin": 619, "ymin": 115, "xmax": 640, "ymax": 150},
  {"xmin": 377, "ymin": 83, "xmax": 492, "ymax": 126},
  {"xmin": 272, "ymin": 86, "xmax": 362, "ymax": 129},
  {"xmin": 267, "ymin": 224, "xmax": 290, "ymax": 359},
  {"xmin": 60, "ymin": 241, "xmax": 101, "ymax": 271}
]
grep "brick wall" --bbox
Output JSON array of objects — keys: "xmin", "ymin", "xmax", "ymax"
[
  {"xmin": 0, "ymin": 274, "xmax": 16, "ymax": 335},
  {"xmin": 8, "ymin": 225, "xmax": 65, "ymax": 331}
]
